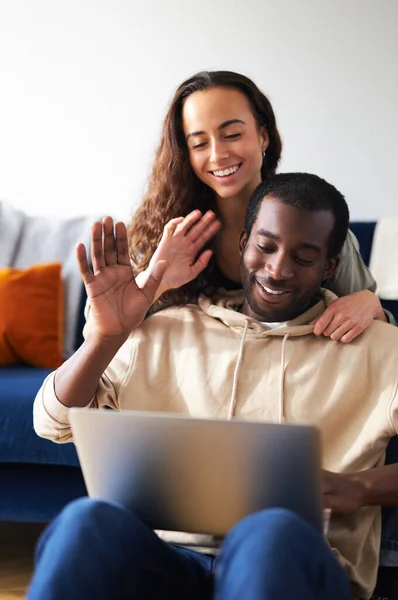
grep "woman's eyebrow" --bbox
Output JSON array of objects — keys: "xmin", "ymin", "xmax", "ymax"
[
  {"xmin": 186, "ymin": 130, "xmax": 206, "ymax": 141},
  {"xmin": 218, "ymin": 119, "xmax": 245, "ymax": 130},
  {"xmin": 186, "ymin": 119, "xmax": 245, "ymax": 141}
]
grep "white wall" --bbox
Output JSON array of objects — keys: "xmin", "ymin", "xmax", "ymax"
[{"xmin": 0, "ymin": 0, "xmax": 397, "ymax": 221}]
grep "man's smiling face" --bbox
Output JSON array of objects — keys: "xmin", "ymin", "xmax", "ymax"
[{"xmin": 240, "ymin": 195, "xmax": 338, "ymax": 322}]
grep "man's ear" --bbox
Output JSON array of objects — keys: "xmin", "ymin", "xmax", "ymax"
[
  {"xmin": 323, "ymin": 257, "xmax": 339, "ymax": 282},
  {"xmin": 239, "ymin": 231, "xmax": 248, "ymax": 254}
]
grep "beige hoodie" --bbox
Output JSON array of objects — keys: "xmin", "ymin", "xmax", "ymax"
[{"xmin": 34, "ymin": 289, "xmax": 398, "ymax": 599}]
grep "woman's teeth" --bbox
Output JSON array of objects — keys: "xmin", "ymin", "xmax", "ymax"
[{"xmin": 212, "ymin": 164, "xmax": 240, "ymax": 178}]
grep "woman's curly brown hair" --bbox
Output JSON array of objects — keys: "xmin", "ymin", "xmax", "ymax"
[{"xmin": 127, "ymin": 70, "xmax": 282, "ymax": 306}]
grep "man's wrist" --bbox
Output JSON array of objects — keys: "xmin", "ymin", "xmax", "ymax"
[
  {"xmin": 351, "ymin": 471, "xmax": 379, "ymax": 507},
  {"xmin": 87, "ymin": 329, "xmax": 129, "ymax": 351}
]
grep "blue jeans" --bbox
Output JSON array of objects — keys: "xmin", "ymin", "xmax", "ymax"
[{"xmin": 27, "ymin": 498, "xmax": 351, "ymax": 600}]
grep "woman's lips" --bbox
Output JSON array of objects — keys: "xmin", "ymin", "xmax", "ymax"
[{"xmin": 209, "ymin": 163, "xmax": 243, "ymax": 182}]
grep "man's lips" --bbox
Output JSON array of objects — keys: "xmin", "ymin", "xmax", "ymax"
[{"xmin": 255, "ymin": 279, "xmax": 293, "ymax": 302}]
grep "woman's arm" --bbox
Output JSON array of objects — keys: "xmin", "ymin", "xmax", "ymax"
[
  {"xmin": 327, "ymin": 229, "xmax": 395, "ymax": 324},
  {"xmin": 313, "ymin": 230, "xmax": 396, "ymax": 343},
  {"xmin": 326, "ymin": 229, "xmax": 377, "ymax": 296}
]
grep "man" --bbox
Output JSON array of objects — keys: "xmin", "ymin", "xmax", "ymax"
[{"xmin": 31, "ymin": 173, "xmax": 398, "ymax": 600}]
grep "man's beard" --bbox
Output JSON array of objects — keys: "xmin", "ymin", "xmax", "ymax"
[{"xmin": 243, "ymin": 272, "xmax": 318, "ymax": 322}]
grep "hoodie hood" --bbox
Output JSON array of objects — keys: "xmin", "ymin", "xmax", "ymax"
[
  {"xmin": 198, "ymin": 288, "xmax": 338, "ymax": 338},
  {"xmin": 199, "ymin": 287, "xmax": 338, "ymax": 423}
]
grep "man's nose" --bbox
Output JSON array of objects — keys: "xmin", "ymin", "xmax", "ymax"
[{"xmin": 265, "ymin": 253, "xmax": 294, "ymax": 280}]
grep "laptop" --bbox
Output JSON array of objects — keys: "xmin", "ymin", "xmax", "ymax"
[{"xmin": 69, "ymin": 408, "xmax": 324, "ymax": 536}]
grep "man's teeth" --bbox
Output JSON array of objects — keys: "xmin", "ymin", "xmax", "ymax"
[
  {"xmin": 212, "ymin": 165, "xmax": 239, "ymax": 177},
  {"xmin": 261, "ymin": 284, "xmax": 286, "ymax": 295}
]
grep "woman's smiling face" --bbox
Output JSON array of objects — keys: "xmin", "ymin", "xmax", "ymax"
[{"xmin": 182, "ymin": 87, "xmax": 268, "ymax": 202}]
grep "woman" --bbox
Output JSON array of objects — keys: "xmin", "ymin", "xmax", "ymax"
[{"xmin": 128, "ymin": 70, "xmax": 394, "ymax": 341}]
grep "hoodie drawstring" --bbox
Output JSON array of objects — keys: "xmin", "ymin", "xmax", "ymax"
[
  {"xmin": 279, "ymin": 333, "xmax": 290, "ymax": 423},
  {"xmin": 227, "ymin": 319, "xmax": 249, "ymax": 420},
  {"xmin": 227, "ymin": 324, "xmax": 290, "ymax": 423}
]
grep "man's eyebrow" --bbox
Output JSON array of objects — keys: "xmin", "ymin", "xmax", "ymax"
[
  {"xmin": 256, "ymin": 229, "xmax": 322, "ymax": 253},
  {"xmin": 257, "ymin": 229, "xmax": 280, "ymax": 242},
  {"xmin": 186, "ymin": 119, "xmax": 245, "ymax": 141},
  {"xmin": 298, "ymin": 243, "xmax": 322, "ymax": 254}
]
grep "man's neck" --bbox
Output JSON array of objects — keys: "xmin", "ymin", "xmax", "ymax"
[{"xmin": 240, "ymin": 293, "xmax": 322, "ymax": 323}]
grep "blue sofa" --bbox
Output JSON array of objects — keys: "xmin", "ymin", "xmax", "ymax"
[
  {"xmin": 0, "ymin": 221, "xmax": 397, "ymax": 525},
  {"xmin": 0, "ymin": 287, "xmax": 87, "ymax": 522}
]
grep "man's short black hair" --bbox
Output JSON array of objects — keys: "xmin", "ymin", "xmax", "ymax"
[{"xmin": 244, "ymin": 173, "xmax": 350, "ymax": 258}]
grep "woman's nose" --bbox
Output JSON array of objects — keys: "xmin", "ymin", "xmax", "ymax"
[{"xmin": 209, "ymin": 140, "xmax": 230, "ymax": 164}]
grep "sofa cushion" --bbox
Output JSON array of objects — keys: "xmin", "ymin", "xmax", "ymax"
[
  {"xmin": 0, "ymin": 365, "xmax": 79, "ymax": 467},
  {"xmin": 0, "ymin": 263, "xmax": 64, "ymax": 368},
  {"xmin": 0, "ymin": 200, "xmax": 96, "ymax": 359}
]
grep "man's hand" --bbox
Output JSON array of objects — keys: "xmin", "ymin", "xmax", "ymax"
[
  {"xmin": 77, "ymin": 217, "xmax": 167, "ymax": 340},
  {"xmin": 323, "ymin": 470, "xmax": 366, "ymax": 515}
]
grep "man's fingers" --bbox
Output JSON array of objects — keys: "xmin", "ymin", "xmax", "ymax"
[
  {"xmin": 102, "ymin": 216, "xmax": 116, "ymax": 266},
  {"xmin": 90, "ymin": 222, "xmax": 105, "ymax": 274},
  {"xmin": 322, "ymin": 471, "xmax": 333, "ymax": 492},
  {"xmin": 76, "ymin": 243, "xmax": 94, "ymax": 286},
  {"xmin": 115, "ymin": 221, "xmax": 131, "ymax": 266},
  {"xmin": 323, "ymin": 494, "xmax": 338, "ymax": 511}
]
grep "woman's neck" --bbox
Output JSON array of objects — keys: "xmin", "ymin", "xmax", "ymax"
[
  {"xmin": 214, "ymin": 177, "xmax": 261, "ymax": 229},
  {"xmin": 213, "ymin": 192, "xmax": 250, "ymax": 284},
  {"xmin": 215, "ymin": 192, "xmax": 249, "ymax": 230},
  {"xmin": 212, "ymin": 180, "xmax": 261, "ymax": 283}
]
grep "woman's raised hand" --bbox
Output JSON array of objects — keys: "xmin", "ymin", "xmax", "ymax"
[
  {"xmin": 76, "ymin": 217, "xmax": 167, "ymax": 340},
  {"xmin": 149, "ymin": 209, "xmax": 221, "ymax": 296}
]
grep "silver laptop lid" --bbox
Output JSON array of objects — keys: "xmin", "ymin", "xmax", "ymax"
[{"xmin": 69, "ymin": 408, "xmax": 323, "ymax": 536}]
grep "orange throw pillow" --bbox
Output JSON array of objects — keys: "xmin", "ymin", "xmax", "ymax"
[{"xmin": 0, "ymin": 263, "xmax": 64, "ymax": 368}]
